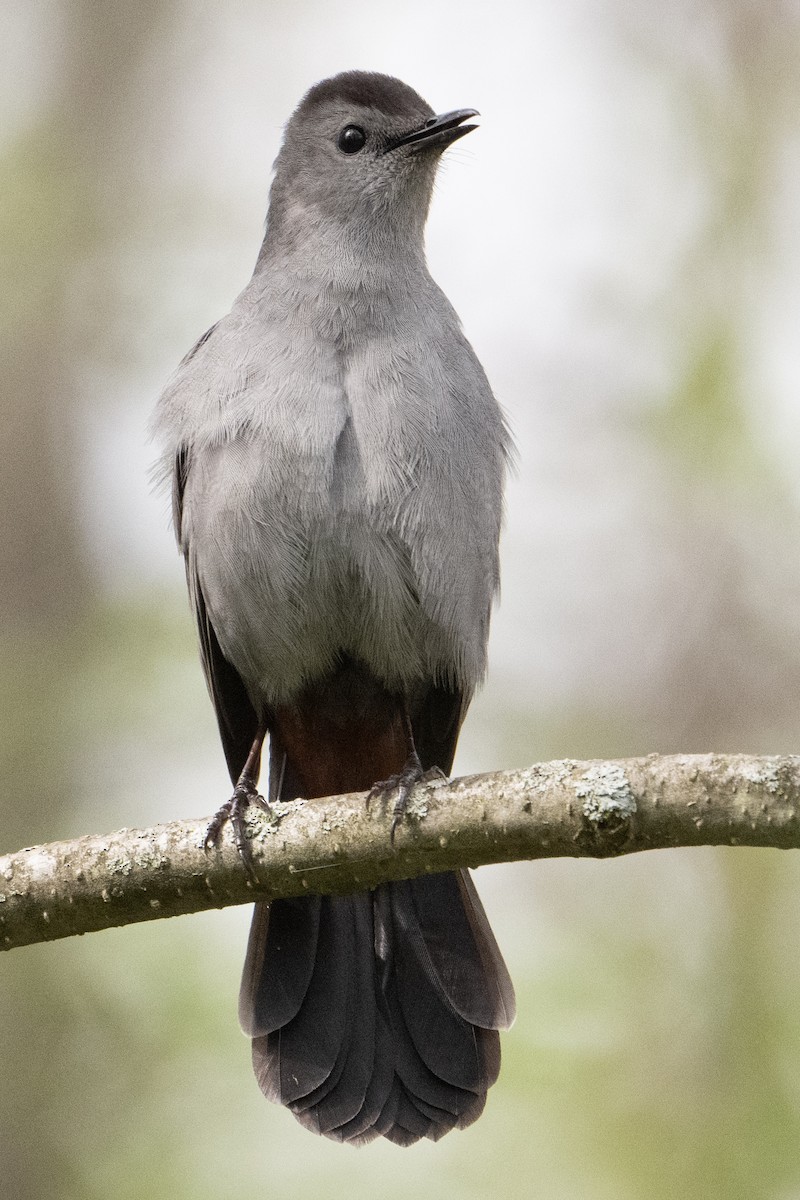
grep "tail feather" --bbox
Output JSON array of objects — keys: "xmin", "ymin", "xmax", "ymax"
[
  {"xmin": 251, "ymin": 895, "xmax": 351, "ymax": 1105},
  {"xmin": 456, "ymin": 871, "xmax": 517, "ymax": 1028},
  {"xmin": 239, "ymin": 896, "xmax": 321, "ymax": 1037},
  {"xmin": 242, "ymin": 871, "xmax": 511, "ymax": 1144},
  {"xmin": 388, "ymin": 1085, "xmax": 438, "ymax": 1143},
  {"xmin": 382, "ymin": 947, "xmax": 476, "ymax": 1116},
  {"xmin": 331, "ymin": 1004, "xmax": 396, "ymax": 1144},
  {"xmin": 371, "ymin": 1077, "xmax": 401, "ymax": 1141},
  {"xmin": 238, "ymin": 684, "xmax": 515, "ymax": 1145},
  {"xmin": 292, "ymin": 898, "xmax": 376, "ymax": 1133},
  {"xmin": 374, "ymin": 879, "xmax": 491, "ymax": 1122},
  {"xmin": 391, "ymin": 881, "xmax": 494, "ymax": 1094},
  {"xmin": 405, "ymin": 872, "xmax": 516, "ymax": 1029}
]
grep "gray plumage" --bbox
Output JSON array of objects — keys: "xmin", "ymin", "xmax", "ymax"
[{"xmin": 152, "ymin": 70, "xmax": 515, "ymax": 1146}]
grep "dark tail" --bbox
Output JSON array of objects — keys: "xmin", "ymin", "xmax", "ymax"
[
  {"xmin": 239, "ymin": 869, "xmax": 515, "ymax": 1145},
  {"xmin": 237, "ymin": 678, "xmax": 515, "ymax": 1145}
]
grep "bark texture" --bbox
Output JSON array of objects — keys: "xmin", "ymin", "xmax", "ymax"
[{"xmin": 3, "ymin": 753, "xmax": 799, "ymax": 951}]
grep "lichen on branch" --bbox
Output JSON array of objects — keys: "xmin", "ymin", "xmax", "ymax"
[{"xmin": 2, "ymin": 753, "xmax": 799, "ymax": 951}]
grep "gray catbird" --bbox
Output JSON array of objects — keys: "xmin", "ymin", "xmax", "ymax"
[{"xmin": 153, "ymin": 70, "xmax": 515, "ymax": 1146}]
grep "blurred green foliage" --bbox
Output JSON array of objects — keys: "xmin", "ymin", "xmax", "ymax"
[{"xmin": 4, "ymin": 2, "xmax": 800, "ymax": 1198}]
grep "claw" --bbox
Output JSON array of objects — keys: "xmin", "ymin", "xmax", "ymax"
[
  {"xmin": 203, "ymin": 726, "xmax": 268, "ymax": 880},
  {"xmin": 204, "ymin": 781, "xmax": 269, "ymax": 882},
  {"xmin": 367, "ymin": 750, "xmax": 425, "ymax": 844}
]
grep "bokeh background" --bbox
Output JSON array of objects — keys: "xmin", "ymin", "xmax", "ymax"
[{"xmin": 3, "ymin": 1, "xmax": 800, "ymax": 1197}]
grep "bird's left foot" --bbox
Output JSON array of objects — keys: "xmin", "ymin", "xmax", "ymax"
[{"xmin": 367, "ymin": 754, "xmax": 445, "ymax": 843}]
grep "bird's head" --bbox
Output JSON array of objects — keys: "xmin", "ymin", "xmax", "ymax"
[{"xmin": 264, "ymin": 71, "xmax": 478, "ymax": 256}]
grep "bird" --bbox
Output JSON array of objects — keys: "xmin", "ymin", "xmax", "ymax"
[{"xmin": 152, "ymin": 70, "xmax": 515, "ymax": 1146}]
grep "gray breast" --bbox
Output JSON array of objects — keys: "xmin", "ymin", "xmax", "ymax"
[{"xmin": 163, "ymin": 280, "xmax": 504, "ymax": 710}]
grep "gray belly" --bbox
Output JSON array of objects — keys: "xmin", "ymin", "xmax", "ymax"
[{"xmin": 183, "ymin": 436, "xmax": 464, "ymax": 709}]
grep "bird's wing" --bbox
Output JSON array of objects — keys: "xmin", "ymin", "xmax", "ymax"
[
  {"xmin": 173, "ymin": 446, "xmax": 259, "ymax": 784},
  {"xmin": 409, "ymin": 683, "xmax": 467, "ymax": 776}
]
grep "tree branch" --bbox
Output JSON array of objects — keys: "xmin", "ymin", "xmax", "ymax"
[{"xmin": 3, "ymin": 752, "xmax": 799, "ymax": 951}]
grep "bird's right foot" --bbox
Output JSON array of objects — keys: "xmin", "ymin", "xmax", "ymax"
[{"xmin": 204, "ymin": 782, "xmax": 270, "ymax": 872}]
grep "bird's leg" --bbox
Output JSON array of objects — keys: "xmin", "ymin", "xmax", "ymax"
[
  {"xmin": 367, "ymin": 712, "xmax": 444, "ymax": 843},
  {"xmin": 204, "ymin": 726, "xmax": 270, "ymax": 864}
]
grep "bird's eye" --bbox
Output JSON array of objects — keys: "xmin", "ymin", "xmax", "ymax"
[{"xmin": 337, "ymin": 125, "xmax": 367, "ymax": 154}]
